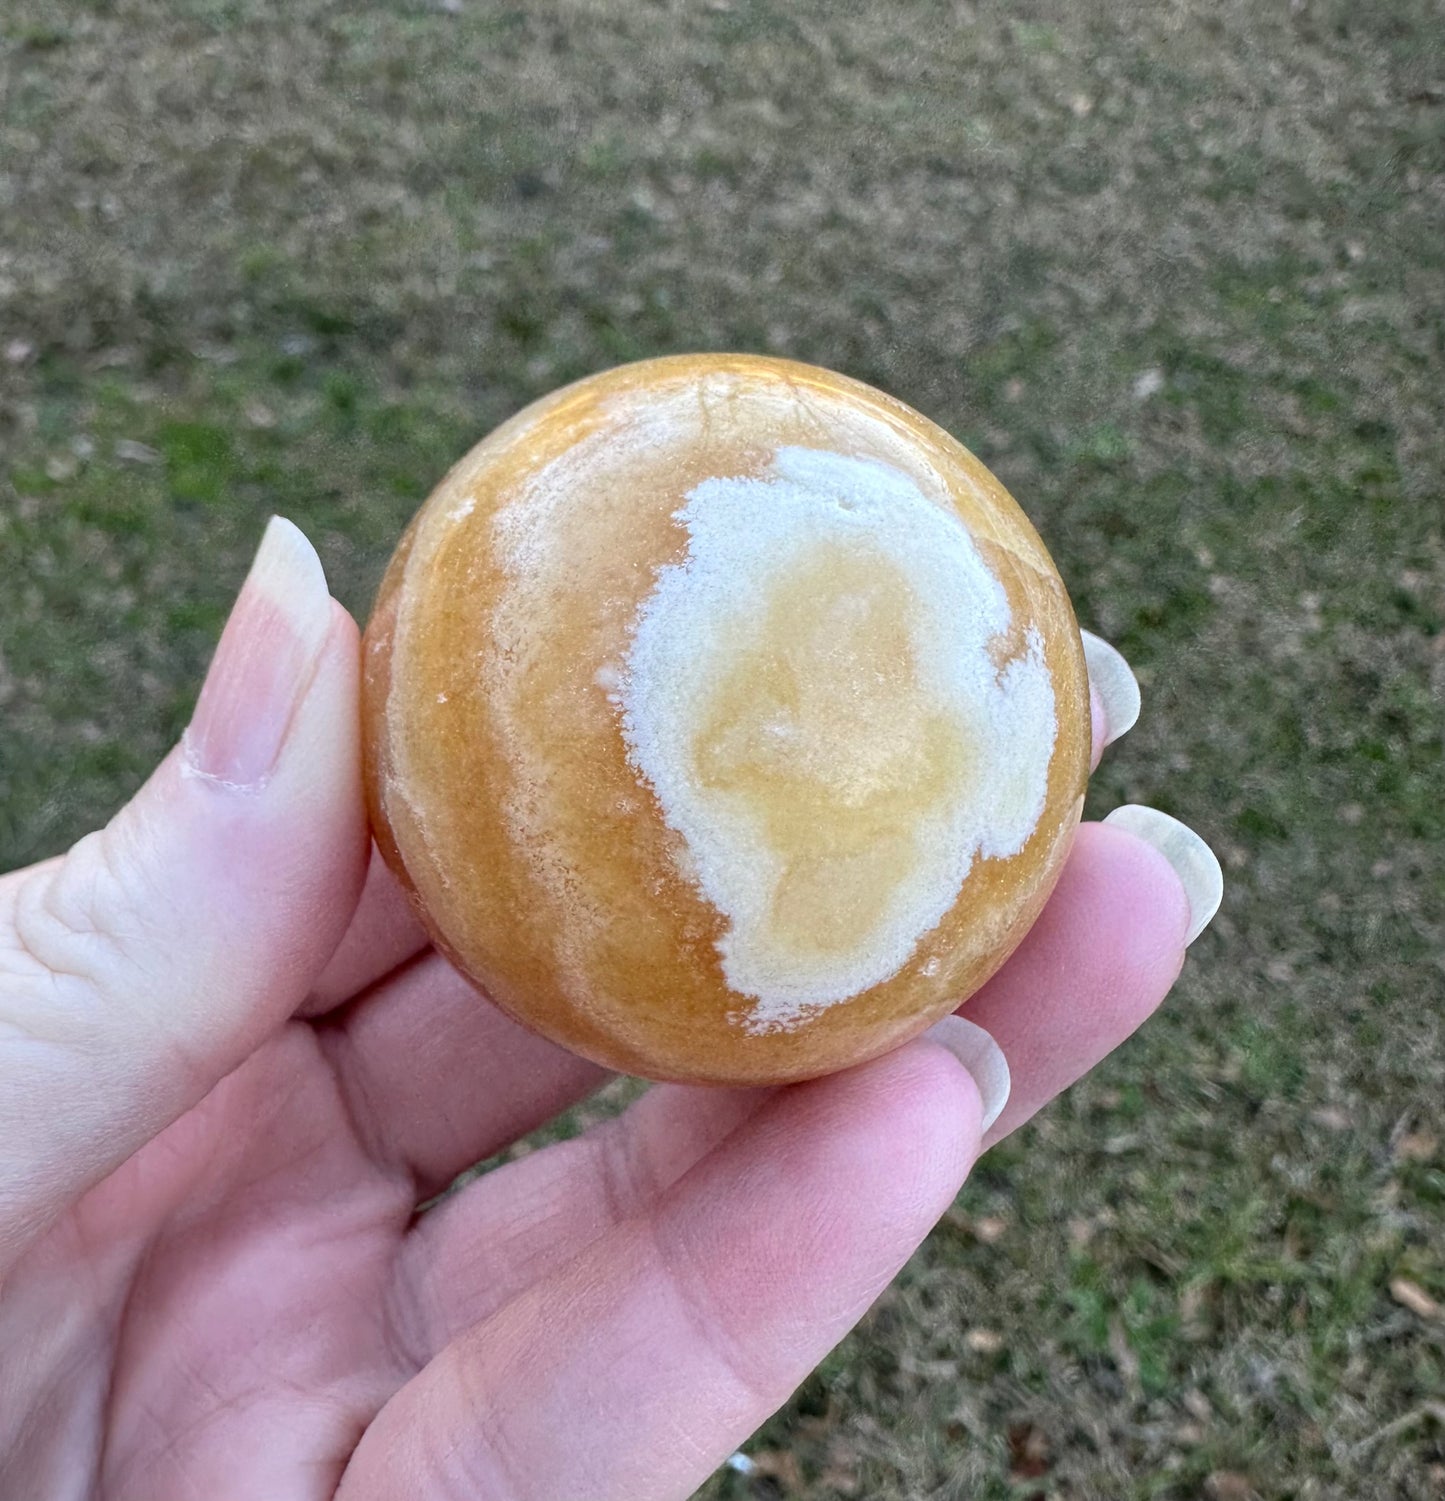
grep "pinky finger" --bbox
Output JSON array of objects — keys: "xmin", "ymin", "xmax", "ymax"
[{"xmin": 965, "ymin": 812, "xmax": 1222, "ymax": 1149}]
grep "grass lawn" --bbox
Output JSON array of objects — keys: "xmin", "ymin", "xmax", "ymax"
[{"xmin": 2, "ymin": 2, "xmax": 1443, "ymax": 1496}]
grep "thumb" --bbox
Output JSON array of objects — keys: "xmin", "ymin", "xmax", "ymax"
[{"xmin": 0, "ymin": 517, "xmax": 368, "ymax": 1272}]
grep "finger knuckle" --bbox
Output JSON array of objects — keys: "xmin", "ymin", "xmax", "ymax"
[{"xmin": 8, "ymin": 821, "xmax": 155, "ymax": 1003}]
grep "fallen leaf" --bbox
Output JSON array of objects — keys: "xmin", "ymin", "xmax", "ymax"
[
  {"xmin": 1390, "ymin": 1278, "xmax": 1441, "ymax": 1320},
  {"xmin": 1311, "ymin": 1106, "xmax": 1351, "ymax": 1131},
  {"xmin": 750, "ymin": 1449, "xmax": 804, "ymax": 1489},
  {"xmin": 1066, "ymin": 1217, "xmax": 1095, "ymax": 1249},
  {"xmin": 115, "ymin": 438, "xmax": 162, "ymax": 465},
  {"xmin": 965, "ymin": 1328, "xmax": 1005, "ymax": 1354},
  {"xmin": 1131, "ymin": 368, "xmax": 1164, "ymax": 400},
  {"xmin": 1205, "ymin": 1473, "xmax": 1259, "ymax": 1501},
  {"xmin": 1396, "ymin": 1131, "xmax": 1438, "ymax": 1163},
  {"xmin": 1008, "ymin": 1423, "xmax": 1050, "ymax": 1480}
]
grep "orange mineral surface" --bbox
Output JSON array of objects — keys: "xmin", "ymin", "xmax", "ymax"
[{"xmin": 362, "ymin": 354, "xmax": 1089, "ymax": 1085}]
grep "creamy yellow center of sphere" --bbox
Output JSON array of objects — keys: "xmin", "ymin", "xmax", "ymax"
[{"xmin": 620, "ymin": 447, "xmax": 1058, "ymax": 1032}]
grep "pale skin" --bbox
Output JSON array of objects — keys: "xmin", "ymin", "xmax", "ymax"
[{"xmin": 0, "ymin": 518, "xmax": 1198, "ymax": 1499}]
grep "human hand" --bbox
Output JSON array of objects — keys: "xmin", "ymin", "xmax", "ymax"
[{"xmin": 0, "ymin": 517, "xmax": 1220, "ymax": 1499}]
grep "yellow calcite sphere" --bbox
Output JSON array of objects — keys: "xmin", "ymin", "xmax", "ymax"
[{"xmin": 362, "ymin": 354, "xmax": 1089, "ymax": 1085}]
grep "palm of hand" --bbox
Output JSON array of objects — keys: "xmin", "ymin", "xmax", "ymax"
[
  {"xmin": 6, "ymin": 893, "xmax": 997, "ymax": 1501},
  {"xmin": 5, "ymin": 833, "xmax": 1177, "ymax": 1501},
  {"xmin": 19, "ymin": 1022, "xmax": 415, "ymax": 1497},
  {"xmin": 1, "ymin": 532, "xmax": 1196, "ymax": 1500},
  {"xmin": 3, "ymin": 896, "xmax": 641, "ymax": 1499}
]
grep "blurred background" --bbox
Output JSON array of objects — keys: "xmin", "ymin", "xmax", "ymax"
[{"xmin": 1, "ymin": 1, "xmax": 1442, "ymax": 1496}]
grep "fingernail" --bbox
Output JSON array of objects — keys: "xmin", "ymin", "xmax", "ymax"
[
  {"xmin": 1081, "ymin": 630, "xmax": 1141, "ymax": 747},
  {"xmin": 1102, "ymin": 805, "xmax": 1224, "ymax": 945},
  {"xmin": 922, "ymin": 1015, "xmax": 1011, "ymax": 1133},
  {"xmin": 184, "ymin": 517, "xmax": 332, "ymax": 790}
]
